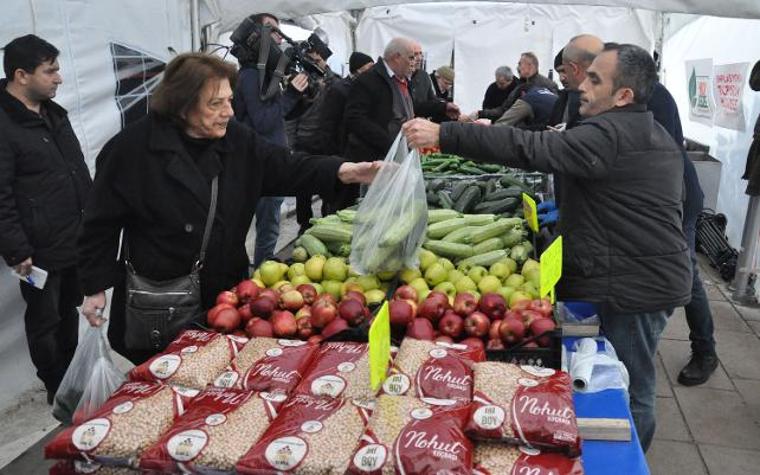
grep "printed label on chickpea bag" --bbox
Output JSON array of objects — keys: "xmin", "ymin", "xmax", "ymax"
[
  {"xmin": 295, "ymin": 342, "xmax": 373, "ymax": 400},
  {"xmin": 472, "ymin": 443, "xmax": 584, "ymax": 475},
  {"xmin": 139, "ymin": 386, "xmax": 280, "ymax": 473},
  {"xmin": 128, "ymin": 330, "xmax": 247, "ymax": 389},
  {"xmin": 467, "ymin": 363, "xmax": 581, "ymax": 456},
  {"xmin": 236, "ymin": 394, "xmax": 367, "ymax": 474},
  {"xmin": 45, "ymin": 382, "xmax": 195, "ymax": 467}
]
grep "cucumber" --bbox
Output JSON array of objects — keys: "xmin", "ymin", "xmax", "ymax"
[
  {"xmin": 437, "ymin": 190, "xmax": 454, "ymax": 209},
  {"xmin": 473, "ymin": 197, "xmax": 520, "ymax": 214},
  {"xmin": 453, "ymin": 186, "xmax": 482, "ymax": 213},
  {"xmin": 450, "ymin": 181, "xmax": 471, "ymax": 202}
]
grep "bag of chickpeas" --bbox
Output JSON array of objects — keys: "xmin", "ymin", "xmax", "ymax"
[
  {"xmin": 467, "ymin": 362, "xmax": 581, "ymax": 456},
  {"xmin": 236, "ymin": 393, "xmax": 368, "ymax": 474},
  {"xmin": 45, "ymin": 382, "xmax": 199, "ymax": 468},
  {"xmin": 473, "ymin": 442, "xmax": 584, "ymax": 475},
  {"xmin": 139, "ymin": 386, "xmax": 282, "ymax": 473},
  {"xmin": 128, "ymin": 329, "xmax": 248, "ymax": 390},
  {"xmin": 49, "ymin": 460, "xmax": 139, "ymax": 475},
  {"xmin": 293, "ymin": 341, "xmax": 376, "ymax": 401}
]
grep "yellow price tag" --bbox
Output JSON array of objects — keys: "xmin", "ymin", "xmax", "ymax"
[
  {"xmin": 540, "ymin": 235, "xmax": 563, "ymax": 302},
  {"xmin": 522, "ymin": 193, "xmax": 539, "ymax": 233},
  {"xmin": 369, "ymin": 301, "xmax": 391, "ymax": 391}
]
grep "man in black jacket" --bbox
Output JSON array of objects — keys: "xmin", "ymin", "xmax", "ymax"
[
  {"xmin": 0, "ymin": 35, "xmax": 92, "ymax": 403},
  {"xmin": 404, "ymin": 43, "xmax": 691, "ymax": 452},
  {"xmin": 481, "ymin": 66, "xmax": 517, "ymax": 110}
]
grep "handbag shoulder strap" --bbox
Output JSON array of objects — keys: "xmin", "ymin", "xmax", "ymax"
[{"xmin": 197, "ymin": 175, "xmax": 219, "ymax": 268}]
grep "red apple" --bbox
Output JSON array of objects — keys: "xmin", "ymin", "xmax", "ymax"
[
  {"xmin": 438, "ymin": 311, "xmax": 464, "ymax": 339},
  {"xmin": 207, "ymin": 303, "xmax": 234, "ymax": 327},
  {"xmin": 339, "ymin": 299, "xmax": 367, "ymax": 326},
  {"xmin": 216, "ymin": 290, "xmax": 239, "ymax": 307},
  {"xmin": 258, "ymin": 288, "xmax": 279, "ymax": 303},
  {"xmin": 427, "ymin": 291, "xmax": 451, "ymax": 310},
  {"xmin": 297, "ymin": 284, "xmax": 318, "ymax": 305},
  {"xmin": 406, "ymin": 318, "xmax": 435, "ymax": 341},
  {"xmin": 238, "ymin": 303, "xmax": 254, "ymax": 324},
  {"xmin": 318, "ymin": 293, "xmax": 338, "ymax": 307},
  {"xmin": 520, "ymin": 309, "xmax": 544, "ymax": 328},
  {"xmin": 343, "ymin": 290, "xmax": 367, "ymax": 307},
  {"xmin": 479, "ymin": 293, "xmax": 507, "ymax": 320},
  {"xmin": 389, "ymin": 299, "xmax": 415, "ymax": 328},
  {"xmin": 250, "ymin": 296, "xmax": 276, "ymax": 318},
  {"xmin": 499, "ymin": 318, "xmax": 526, "ymax": 345},
  {"xmin": 522, "ymin": 341, "xmax": 539, "ymax": 349},
  {"xmin": 311, "ymin": 298, "xmax": 338, "ymax": 329},
  {"xmin": 280, "ymin": 289, "xmax": 305, "ymax": 312},
  {"xmin": 307, "ymin": 334, "xmax": 324, "ymax": 345},
  {"xmin": 510, "ymin": 298, "xmax": 532, "ymax": 311},
  {"xmin": 464, "ymin": 311, "xmax": 490, "ymax": 338},
  {"xmin": 487, "ymin": 338, "xmax": 505, "ymax": 350},
  {"xmin": 236, "ymin": 279, "xmax": 260, "ymax": 303},
  {"xmin": 270, "ymin": 310, "xmax": 298, "ymax": 338},
  {"xmin": 489, "ymin": 320, "xmax": 501, "ymax": 341},
  {"xmin": 276, "ymin": 283, "xmax": 295, "ymax": 296},
  {"xmin": 245, "ymin": 317, "xmax": 273, "ymax": 338},
  {"xmin": 529, "ymin": 298, "xmax": 553, "ymax": 318},
  {"xmin": 295, "ymin": 306, "xmax": 312, "ymax": 321},
  {"xmin": 418, "ymin": 296, "xmax": 446, "ymax": 324},
  {"xmin": 296, "ymin": 316, "xmax": 314, "ymax": 339},
  {"xmin": 393, "ymin": 285, "xmax": 418, "ymax": 302},
  {"xmin": 460, "ymin": 337, "xmax": 486, "ymax": 352},
  {"xmin": 232, "ymin": 329, "xmax": 247, "ymax": 338},
  {"xmin": 435, "ymin": 335, "xmax": 454, "ymax": 344},
  {"xmin": 530, "ymin": 318, "xmax": 557, "ymax": 347},
  {"xmin": 213, "ymin": 306, "xmax": 241, "ymax": 333},
  {"xmin": 322, "ymin": 317, "xmax": 349, "ymax": 339},
  {"xmin": 453, "ymin": 292, "xmax": 478, "ymax": 317}
]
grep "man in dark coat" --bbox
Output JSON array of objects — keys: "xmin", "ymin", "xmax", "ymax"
[
  {"xmin": 0, "ymin": 35, "xmax": 92, "ymax": 403},
  {"xmin": 481, "ymin": 66, "xmax": 517, "ymax": 110},
  {"xmin": 409, "ymin": 44, "xmax": 460, "ymax": 123},
  {"xmin": 78, "ymin": 53, "xmax": 379, "ymax": 364},
  {"xmin": 404, "ymin": 44, "xmax": 691, "ymax": 452}
]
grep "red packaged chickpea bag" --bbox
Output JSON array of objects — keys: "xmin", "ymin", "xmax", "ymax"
[
  {"xmin": 213, "ymin": 338, "xmax": 318, "ymax": 396},
  {"xmin": 294, "ymin": 341, "xmax": 375, "ymax": 400},
  {"xmin": 467, "ymin": 362, "xmax": 581, "ymax": 456},
  {"xmin": 473, "ymin": 442, "xmax": 584, "ymax": 475},
  {"xmin": 45, "ymin": 382, "xmax": 199, "ymax": 468},
  {"xmin": 382, "ymin": 338, "xmax": 484, "ymax": 406},
  {"xmin": 128, "ymin": 329, "xmax": 247, "ymax": 390},
  {"xmin": 139, "ymin": 386, "xmax": 283, "ymax": 474},
  {"xmin": 49, "ymin": 460, "xmax": 138, "ymax": 475}
]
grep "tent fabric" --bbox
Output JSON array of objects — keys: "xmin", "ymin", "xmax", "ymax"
[{"xmin": 209, "ymin": 0, "xmax": 760, "ymax": 32}]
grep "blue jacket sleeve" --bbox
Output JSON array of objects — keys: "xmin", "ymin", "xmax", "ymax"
[{"xmin": 234, "ymin": 68, "xmax": 282, "ymax": 139}]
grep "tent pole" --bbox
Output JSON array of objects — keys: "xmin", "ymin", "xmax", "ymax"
[
  {"xmin": 732, "ymin": 195, "xmax": 760, "ymax": 304},
  {"xmin": 191, "ymin": 0, "xmax": 202, "ymax": 52}
]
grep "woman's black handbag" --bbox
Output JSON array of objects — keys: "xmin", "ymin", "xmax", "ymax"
[{"xmin": 123, "ymin": 176, "xmax": 218, "ymax": 351}]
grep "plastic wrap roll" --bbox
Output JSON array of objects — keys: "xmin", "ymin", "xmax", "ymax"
[{"xmin": 570, "ymin": 338, "xmax": 597, "ymax": 391}]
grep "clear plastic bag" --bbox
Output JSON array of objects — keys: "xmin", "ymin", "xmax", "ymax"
[
  {"xmin": 53, "ymin": 325, "xmax": 125, "ymax": 425},
  {"xmin": 350, "ymin": 133, "xmax": 428, "ymax": 274}
]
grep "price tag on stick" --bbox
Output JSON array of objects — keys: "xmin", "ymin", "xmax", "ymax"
[
  {"xmin": 368, "ymin": 301, "xmax": 391, "ymax": 391},
  {"xmin": 540, "ymin": 235, "xmax": 563, "ymax": 303},
  {"xmin": 523, "ymin": 193, "xmax": 539, "ymax": 233}
]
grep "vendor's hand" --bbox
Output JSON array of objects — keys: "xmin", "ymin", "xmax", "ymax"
[
  {"xmin": 338, "ymin": 161, "xmax": 383, "ymax": 185},
  {"xmin": 82, "ymin": 291, "xmax": 107, "ymax": 327},
  {"xmin": 402, "ymin": 118, "xmax": 440, "ymax": 149},
  {"xmin": 536, "ymin": 200, "xmax": 556, "ymax": 213},
  {"xmin": 291, "ymin": 73, "xmax": 309, "ymax": 93},
  {"xmin": 13, "ymin": 257, "xmax": 33, "ymax": 277},
  {"xmin": 445, "ymin": 102, "xmax": 461, "ymax": 120},
  {"xmin": 538, "ymin": 209, "xmax": 559, "ymax": 226}
]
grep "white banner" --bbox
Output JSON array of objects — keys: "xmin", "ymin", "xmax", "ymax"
[
  {"xmin": 685, "ymin": 58, "xmax": 714, "ymax": 125},
  {"xmin": 712, "ymin": 62, "xmax": 749, "ymax": 131}
]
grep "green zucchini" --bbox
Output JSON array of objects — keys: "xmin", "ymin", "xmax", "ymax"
[
  {"xmin": 469, "ymin": 218, "xmax": 523, "ymax": 244},
  {"xmin": 472, "ymin": 237, "xmax": 504, "ymax": 255},
  {"xmin": 458, "ymin": 250, "xmax": 510, "ymax": 267},
  {"xmin": 441, "ymin": 225, "xmax": 479, "ymax": 243},
  {"xmin": 463, "ymin": 214, "xmax": 496, "ymax": 226},
  {"xmin": 427, "ymin": 217, "xmax": 467, "ymax": 239},
  {"xmin": 428, "ymin": 209, "xmax": 461, "ymax": 224},
  {"xmin": 422, "ymin": 240, "xmax": 474, "ymax": 259}
]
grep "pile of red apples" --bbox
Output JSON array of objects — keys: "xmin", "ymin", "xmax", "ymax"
[
  {"xmin": 389, "ymin": 285, "xmax": 556, "ymax": 350},
  {"xmin": 207, "ymin": 279, "xmax": 371, "ymax": 344}
]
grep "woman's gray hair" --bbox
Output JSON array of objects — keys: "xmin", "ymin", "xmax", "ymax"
[{"xmin": 495, "ymin": 66, "xmax": 513, "ymax": 80}]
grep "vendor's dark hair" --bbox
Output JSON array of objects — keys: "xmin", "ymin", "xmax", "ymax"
[
  {"xmin": 251, "ymin": 13, "xmax": 279, "ymax": 25},
  {"xmin": 151, "ymin": 53, "xmax": 237, "ymax": 127},
  {"xmin": 2, "ymin": 34, "xmax": 59, "ymax": 80},
  {"xmin": 604, "ymin": 42, "xmax": 657, "ymax": 105}
]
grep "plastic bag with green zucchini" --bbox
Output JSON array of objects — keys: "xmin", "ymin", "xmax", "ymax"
[{"xmin": 350, "ymin": 133, "xmax": 428, "ymax": 274}]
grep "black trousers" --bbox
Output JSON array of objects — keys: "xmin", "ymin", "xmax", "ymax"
[
  {"xmin": 296, "ymin": 192, "xmax": 332, "ymax": 226},
  {"xmin": 19, "ymin": 266, "xmax": 81, "ymax": 394}
]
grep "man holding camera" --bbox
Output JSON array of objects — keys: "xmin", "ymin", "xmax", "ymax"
[{"xmin": 231, "ymin": 13, "xmax": 309, "ymax": 267}]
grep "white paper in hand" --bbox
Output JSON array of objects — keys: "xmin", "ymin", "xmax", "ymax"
[{"xmin": 12, "ymin": 265, "xmax": 49, "ymax": 289}]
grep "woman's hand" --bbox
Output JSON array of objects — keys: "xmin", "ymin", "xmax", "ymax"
[
  {"xmin": 338, "ymin": 161, "xmax": 383, "ymax": 185},
  {"xmin": 402, "ymin": 118, "xmax": 441, "ymax": 149},
  {"xmin": 82, "ymin": 291, "xmax": 108, "ymax": 327}
]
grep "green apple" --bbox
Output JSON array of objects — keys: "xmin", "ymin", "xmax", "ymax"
[
  {"xmin": 438, "ymin": 258, "xmax": 455, "ymax": 271},
  {"xmin": 478, "ymin": 275, "xmax": 502, "ymax": 294},
  {"xmin": 377, "ymin": 270, "xmax": 397, "ymax": 281},
  {"xmin": 418, "ymin": 249, "xmax": 438, "ymax": 272},
  {"xmin": 497, "ymin": 286, "xmax": 516, "ymax": 302},
  {"xmin": 252, "ymin": 269, "xmax": 262, "ymax": 281},
  {"xmin": 447, "ymin": 269, "xmax": 466, "ymax": 285},
  {"xmin": 504, "ymin": 273, "xmax": 525, "ymax": 288},
  {"xmin": 457, "ymin": 262, "xmax": 473, "ymax": 274},
  {"xmin": 509, "ymin": 290, "xmax": 532, "ymax": 308},
  {"xmin": 501, "ymin": 258, "xmax": 518, "ymax": 274},
  {"xmin": 342, "ymin": 279, "xmax": 364, "ymax": 296},
  {"xmin": 455, "ymin": 276, "xmax": 477, "ymax": 294},
  {"xmin": 409, "ymin": 277, "xmax": 430, "ymax": 302},
  {"xmin": 304, "ymin": 255, "xmax": 326, "ymax": 282},
  {"xmin": 291, "ymin": 274, "xmax": 312, "ymax": 286},
  {"xmin": 400, "ymin": 267, "xmax": 422, "ymax": 284},
  {"xmin": 424, "ymin": 263, "xmax": 448, "ymax": 287},
  {"xmin": 260, "ymin": 260, "xmax": 285, "ymax": 287},
  {"xmin": 489, "ymin": 261, "xmax": 512, "ymax": 280},
  {"xmin": 434, "ymin": 281, "xmax": 457, "ymax": 299},
  {"xmin": 523, "ymin": 268, "xmax": 541, "ymax": 289},
  {"xmin": 322, "ymin": 280, "xmax": 343, "ymax": 301},
  {"xmin": 365, "ymin": 289, "xmax": 386, "ymax": 305},
  {"xmin": 287, "ymin": 263, "xmax": 306, "ymax": 281},
  {"xmin": 419, "ymin": 288, "xmax": 431, "ymax": 302},
  {"xmin": 467, "ymin": 266, "xmax": 488, "ymax": 284},
  {"xmin": 323, "ymin": 257, "xmax": 348, "ymax": 282},
  {"xmin": 522, "ymin": 258, "xmax": 540, "ymax": 276},
  {"xmin": 520, "ymin": 281, "xmax": 539, "ymax": 299},
  {"xmin": 311, "ymin": 282, "xmax": 324, "ymax": 295},
  {"xmin": 348, "ymin": 264, "xmax": 361, "ymax": 278},
  {"xmin": 292, "ymin": 246, "xmax": 308, "ymax": 263},
  {"xmin": 466, "ymin": 290, "xmax": 481, "ymax": 301},
  {"xmin": 357, "ymin": 274, "xmax": 380, "ymax": 291}
]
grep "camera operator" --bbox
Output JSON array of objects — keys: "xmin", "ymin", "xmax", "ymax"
[{"xmin": 231, "ymin": 12, "xmax": 309, "ymax": 267}]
